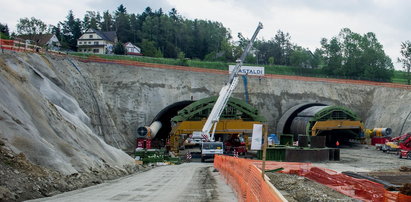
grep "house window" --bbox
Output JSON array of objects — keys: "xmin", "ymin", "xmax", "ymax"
[
  {"xmin": 89, "ymin": 35, "xmax": 93, "ymax": 39},
  {"xmin": 93, "ymin": 49, "xmax": 99, "ymax": 53},
  {"xmin": 79, "ymin": 41, "xmax": 82, "ymax": 44},
  {"xmin": 94, "ymin": 41, "xmax": 99, "ymax": 45},
  {"xmin": 88, "ymin": 41, "xmax": 91, "ymax": 44}
]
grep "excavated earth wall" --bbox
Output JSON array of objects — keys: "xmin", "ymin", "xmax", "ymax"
[
  {"xmin": 80, "ymin": 56, "xmax": 411, "ymax": 146},
  {"xmin": 0, "ymin": 51, "xmax": 410, "ymax": 171}
]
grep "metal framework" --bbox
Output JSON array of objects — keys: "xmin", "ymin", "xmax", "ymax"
[{"xmin": 200, "ymin": 22, "xmax": 263, "ymax": 141}]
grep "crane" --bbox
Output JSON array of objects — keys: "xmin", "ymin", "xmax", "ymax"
[{"xmin": 198, "ymin": 22, "xmax": 263, "ymax": 142}]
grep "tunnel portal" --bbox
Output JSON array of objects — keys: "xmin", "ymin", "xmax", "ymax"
[{"xmin": 277, "ymin": 103, "xmax": 364, "ymax": 147}]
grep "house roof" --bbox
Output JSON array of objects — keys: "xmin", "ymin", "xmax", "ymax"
[
  {"xmin": 124, "ymin": 42, "xmax": 140, "ymax": 48},
  {"xmin": 17, "ymin": 34, "xmax": 56, "ymax": 46},
  {"xmin": 87, "ymin": 28, "xmax": 117, "ymax": 42}
]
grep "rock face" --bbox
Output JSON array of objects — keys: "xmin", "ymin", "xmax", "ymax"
[
  {"xmin": 81, "ymin": 57, "xmax": 411, "ymax": 141},
  {"xmin": 0, "ymin": 52, "xmax": 133, "ymax": 174},
  {"xmin": 0, "ymin": 51, "xmax": 410, "ymax": 174}
]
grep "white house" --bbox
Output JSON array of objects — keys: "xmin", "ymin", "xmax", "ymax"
[
  {"xmin": 125, "ymin": 42, "xmax": 142, "ymax": 56},
  {"xmin": 77, "ymin": 28, "xmax": 117, "ymax": 54},
  {"xmin": 18, "ymin": 34, "xmax": 61, "ymax": 50}
]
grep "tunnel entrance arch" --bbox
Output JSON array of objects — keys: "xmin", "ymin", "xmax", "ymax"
[
  {"xmin": 276, "ymin": 103, "xmax": 327, "ymax": 135},
  {"xmin": 148, "ymin": 100, "xmax": 194, "ymax": 141},
  {"xmin": 169, "ymin": 96, "xmax": 266, "ymax": 153},
  {"xmin": 276, "ymin": 103, "xmax": 364, "ymax": 147}
]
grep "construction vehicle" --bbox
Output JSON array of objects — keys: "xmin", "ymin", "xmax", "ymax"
[
  {"xmin": 201, "ymin": 142, "xmax": 224, "ymax": 162},
  {"xmin": 381, "ymin": 141, "xmax": 400, "ymax": 153},
  {"xmin": 397, "ymin": 133, "xmax": 411, "ymax": 159},
  {"xmin": 197, "ymin": 22, "xmax": 263, "ymax": 143},
  {"xmin": 224, "ymin": 134, "xmax": 247, "ymax": 155},
  {"xmin": 193, "ymin": 22, "xmax": 263, "ymax": 161}
]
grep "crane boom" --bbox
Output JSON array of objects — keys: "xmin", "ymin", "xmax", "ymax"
[{"xmin": 200, "ymin": 22, "xmax": 263, "ymax": 142}]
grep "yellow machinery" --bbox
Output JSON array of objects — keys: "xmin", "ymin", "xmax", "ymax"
[
  {"xmin": 311, "ymin": 120, "xmax": 364, "ymax": 136},
  {"xmin": 286, "ymin": 105, "xmax": 366, "ymax": 146},
  {"xmin": 168, "ymin": 96, "xmax": 266, "ymax": 154},
  {"xmin": 169, "ymin": 119, "xmax": 261, "ymax": 153}
]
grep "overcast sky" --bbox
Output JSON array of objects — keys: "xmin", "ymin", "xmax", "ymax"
[{"xmin": 2, "ymin": 0, "xmax": 410, "ymax": 69}]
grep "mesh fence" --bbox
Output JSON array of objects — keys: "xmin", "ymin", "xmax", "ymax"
[{"xmin": 214, "ymin": 155, "xmax": 285, "ymax": 202}]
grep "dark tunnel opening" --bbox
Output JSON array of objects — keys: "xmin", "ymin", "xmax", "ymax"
[
  {"xmin": 150, "ymin": 100, "xmax": 194, "ymax": 143},
  {"xmin": 277, "ymin": 103, "xmax": 327, "ymax": 135},
  {"xmin": 319, "ymin": 129, "xmax": 361, "ymax": 147},
  {"xmin": 278, "ymin": 103, "xmax": 362, "ymax": 147}
]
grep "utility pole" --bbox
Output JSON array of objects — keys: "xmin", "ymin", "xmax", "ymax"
[{"xmin": 261, "ymin": 124, "xmax": 268, "ymax": 179}]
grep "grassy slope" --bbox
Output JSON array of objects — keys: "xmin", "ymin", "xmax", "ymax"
[{"xmin": 70, "ymin": 53, "xmax": 409, "ymax": 85}]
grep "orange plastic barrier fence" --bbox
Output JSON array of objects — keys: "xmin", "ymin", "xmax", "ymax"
[
  {"xmin": 214, "ymin": 155, "xmax": 285, "ymax": 202},
  {"xmin": 0, "ymin": 39, "xmax": 42, "ymax": 53},
  {"xmin": 251, "ymin": 160, "xmax": 410, "ymax": 202},
  {"xmin": 73, "ymin": 55, "xmax": 411, "ymax": 90}
]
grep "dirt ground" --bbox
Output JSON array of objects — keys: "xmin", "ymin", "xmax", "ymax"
[
  {"xmin": 29, "ymin": 163, "xmax": 236, "ymax": 202},
  {"xmin": 267, "ymin": 172, "xmax": 357, "ymax": 202},
  {"xmin": 0, "ymin": 140, "xmax": 151, "ymax": 201},
  {"xmin": 314, "ymin": 144, "xmax": 411, "ymax": 173},
  {"xmin": 267, "ymin": 144, "xmax": 411, "ymax": 201}
]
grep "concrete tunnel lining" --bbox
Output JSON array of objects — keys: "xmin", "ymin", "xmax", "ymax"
[
  {"xmin": 276, "ymin": 103, "xmax": 327, "ymax": 135},
  {"xmin": 146, "ymin": 100, "xmax": 194, "ymax": 141},
  {"xmin": 141, "ymin": 97, "xmax": 265, "ymax": 144},
  {"xmin": 277, "ymin": 103, "xmax": 364, "ymax": 147}
]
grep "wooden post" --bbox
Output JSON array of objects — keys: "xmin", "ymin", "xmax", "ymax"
[{"xmin": 262, "ymin": 124, "xmax": 268, "ymax": 179}]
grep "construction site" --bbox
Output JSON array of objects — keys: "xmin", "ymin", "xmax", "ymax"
[{"xmin": 0, "ymin": 23, "xmax": 411, "ymax": 201}]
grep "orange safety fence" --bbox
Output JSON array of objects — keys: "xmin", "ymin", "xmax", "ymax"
[
  {"xmin": 0, "ymin": 39, "xmax": 41, "ymax": 52},
  {"xmin": 214, "ymin": 155, "xmax": 285, "ymax": 202},
  {"xmin": 251, "ymin": 160, "xmax": 411, "ymax": 202},
  {"xmin": 72, "ymin": 55, "xmax": 411, "ymax": 90}
]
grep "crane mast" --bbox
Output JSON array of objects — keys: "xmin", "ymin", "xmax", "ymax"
[{"xmin": 200, "ymin": 22, "xmax": 263, "ymax": 142}]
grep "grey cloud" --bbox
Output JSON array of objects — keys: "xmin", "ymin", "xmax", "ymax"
[{"xmin": 87, "ymin": 0, "xmax": 174, "ymax": 14}]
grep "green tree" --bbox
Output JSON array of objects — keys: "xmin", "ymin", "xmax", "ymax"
[
  {"xmin": 16, "ymin": 17, "xmax": 47, "ymax": 36},
  {"xmin": 115, "ymin": 4, "xmax": 131, "ymax": 42},
  {"xmin": 274, "ymin": 30, "xmax": 292, "ymax": 65},
  {"xmin": 60, "ymin": 10, "xmax": 82, "ymax": 50},
  {"xmin": 290, "ymin": 46, "xmax": 311, "ymax": 68},
  {"xmin": 83, "ymin": 11, "xmax": 101, "ymax": 30},
  {"xmin": 398, "ymin": 41, "xmax": 411, "ymax": 84},
  {"xmin": 140, "ymin": 39, "xmax": 163, "ymax": 57},
  {"xmin": 268, "ymin": 57, "xmax": 274, "ymax": 65},
  {"xmin": 253, "ymin": 30, "xmax": 294, "ymax": 66},
  {"xmin": 113, "ymin": 42, "xmax": 126, "ymax": 55},
  {"xmin": 0, "ymin": 23, "xmax": 9, "ymax": 39},
  {"xmin": 311, "ymin": 49, "xmax": 324, "ymax": 68},
  {"xmin": 101, "ymin": 10, "xmax": 114, "ymax": 31},
  {"xmin": 320, "ymin": 28, "xmax": 393, "ymax": 81}
]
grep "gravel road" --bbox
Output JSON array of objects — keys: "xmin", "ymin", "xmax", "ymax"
[
  {"xmin": 314, "ymin": 145, "xmax": 411, "ymax": 172},
  {"xmin": 29, "ymin": 163, "xmax": 236, "ymax": 202}
]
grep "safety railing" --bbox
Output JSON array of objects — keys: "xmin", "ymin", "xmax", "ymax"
[
  {"xmin": 214, "ymin": 155, "xmax": 286, "ymax": 202},
  {"xmin": 0, "ymin": 39, "xmax": 41, "ymax": 52},
  {"xmin": 0, "ymin": 39, "xmax": 65, "ymax": 55}
]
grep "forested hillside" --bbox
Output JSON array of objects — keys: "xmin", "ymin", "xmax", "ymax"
[{"xmin": 1, "ymin": 4, "xmax": 398, "ymax": 82}]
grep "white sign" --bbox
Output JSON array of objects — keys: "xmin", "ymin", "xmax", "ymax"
[
  {"xmin": 229, "ymin": 65, "xmax": 265, "ymax": 76},
  {"xmin": 192, "ymin": 131, "xmax": 203, "ymax": 139},
  {"xmin": 251, "ymin": 124, "xmax": 263, "ymax": 150}
]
